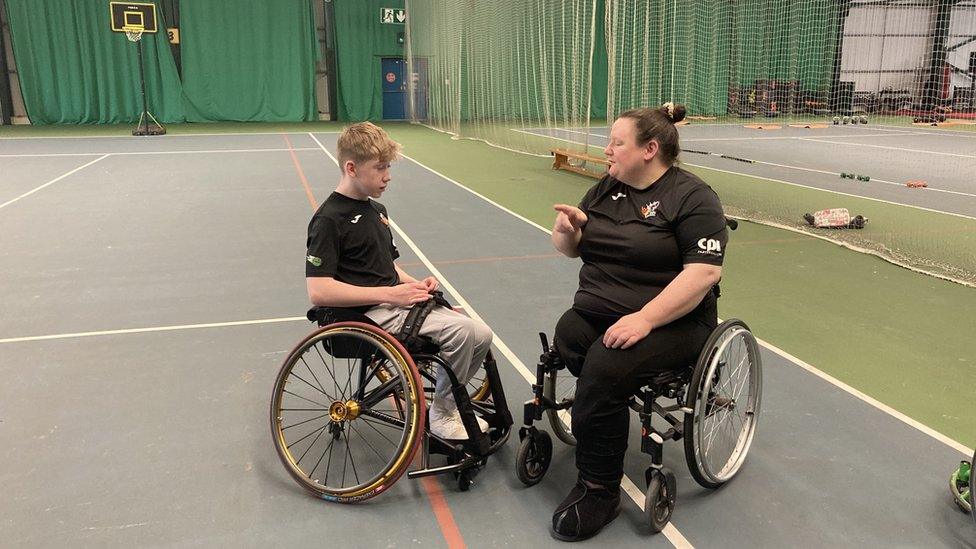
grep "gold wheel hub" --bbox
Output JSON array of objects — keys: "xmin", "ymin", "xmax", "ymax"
[{"xmin": 329, "ymin": 400, "xmax": 361, "ymax": 421}]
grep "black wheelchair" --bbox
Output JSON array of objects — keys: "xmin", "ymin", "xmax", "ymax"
[
  {"xmin": 270, "ymin": 293, "xmax": 513, "ymax": 502},
  {"xmin": 515, "ymin": 317, "xmax": 762, "ymax": 532}
]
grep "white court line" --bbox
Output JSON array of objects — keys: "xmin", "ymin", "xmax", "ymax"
[
  {"xmin": 0, "ymin": 316, "xmax": 305, "ymax": 345},
  {"xmin": 877, "ymin": 124, "xmax": 976, "ymax": 139},
  {"xmin": 519, "ymin": 127, "xmax": 976, "ymax": 221},
  {"xmin": 539, "ymin": 129, "xmax": 934, "ymax": 143},
  {"xmin": 797, "ymin": 137, "xmax": 976, "ymax": 159},
  {"xmin": 0, "ymin": 130, "xmax": 341, "ymax": 140},
  {"xmin": 0, "ymin": 154, "xmax": 109, "ymax": 210},
  {"xmin": 757, "ymin": 338, "xmax": 973, "ymax": 456},
  {"xmin": 310, "ymin": 132, "xmax": 694, "ymax": 548},
  {"xmin": 682, "ymin": 132, "xmax": 929, "ymax": 142},
  {"xmin": 392, "ymin": 141, "xmax": 972, "ymax": 459},
  {"xmin": 0, "ymin": 147, "xmax": 320, "ymax": 158}
]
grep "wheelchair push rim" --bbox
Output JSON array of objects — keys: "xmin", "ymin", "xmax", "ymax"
[
  {"xmin": 684, "ymin": 319, "xmax": 762, "ymax": 487},
  {"xmin": 270, "ymin": 322, "xmax": 426, "ymax": 502},
  {"xmin": 544, "ymin": 367, "xmax": 576, "ymax": 446}
]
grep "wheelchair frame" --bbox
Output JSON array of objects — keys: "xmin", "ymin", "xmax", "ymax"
[
  {"xmin": 270, "ymin": 300, "xmax": 513, "ymax": 502},
  {"xmin": 515, "ymin": 318, "xmax": 762, "ymax": 532}
]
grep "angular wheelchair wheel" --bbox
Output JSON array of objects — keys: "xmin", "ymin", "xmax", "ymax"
[
  {"xmin": 270, "ymin": 322, "xmax": 426, "ymax": 503},
  {"xmin": 683, "ymin": 319, "xmax": 762, "ymax": 489},
  {"xmin": 544, "ymin": 369, "xmax": 576, "ymax": 446}
]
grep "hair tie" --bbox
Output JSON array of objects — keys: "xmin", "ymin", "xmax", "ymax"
[{"xmin": 662, "ymin": 102, "xmax": 675, "ymax": 121}]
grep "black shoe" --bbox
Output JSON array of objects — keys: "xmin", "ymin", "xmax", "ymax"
[
  {"xmin": 803, "ymin": 213, "xmax": 815, "ymax": 226},
  {"xmin": 551, "ymin": 478, "xmax": 621, "ymax": 542}
]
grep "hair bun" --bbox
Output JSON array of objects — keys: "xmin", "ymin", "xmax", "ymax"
[{"xmin": 661, "ymin": 102, "xmax": 687, "ymax": 124}]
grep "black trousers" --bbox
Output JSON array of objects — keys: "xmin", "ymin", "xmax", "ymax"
[{"xmin": 553, "ymin": 306, "xmax": 716, "ymax": 485}]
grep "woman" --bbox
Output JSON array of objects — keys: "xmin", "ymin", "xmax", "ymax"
[{"xmin": 549, "ymin": 103, "xmax": 728, "ymax": 541}]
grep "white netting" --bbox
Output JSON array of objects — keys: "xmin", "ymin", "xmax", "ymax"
[
  {"xmin": 124, "ymin": 28, "xmax": 144, "ymax": 42},
  {"xmin": 405, "ymin": 0, "xmax": 976, "ymax": 285},
  {"xmin": 405, "ymin": 0, "xmax": 598, "ymax": 155}
]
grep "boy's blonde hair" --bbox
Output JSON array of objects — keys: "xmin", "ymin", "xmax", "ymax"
[{"xmin": 336, "ymin": 122, "xmax": 401, "ymax": 171}]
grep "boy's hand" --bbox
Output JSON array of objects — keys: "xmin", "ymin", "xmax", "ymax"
[
  {"xmin": 421, "ymin": 276, "xmax": 439, "ymax": 292},
  {"xmin": 553, "ymin": 204, "xmax": 587, "ymax": 234},
  {"xmin": 386, "ymin": 282, "xmax": 432, "ymax": 306}
]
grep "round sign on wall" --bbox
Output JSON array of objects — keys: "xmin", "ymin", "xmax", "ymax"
[{"xmin": 385, "ymin": 72, "xmax": 396, "ymax": 83}]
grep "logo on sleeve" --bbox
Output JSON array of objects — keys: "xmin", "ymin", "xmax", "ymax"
[
  {"xmin": 379, "ymin": 212, "xmax": 390, "ymax": 226},
  {"xmin": 350, "ymin": 214, "xmax": 362, "ymax": 224},
  {"xmin": 697, "ymin": 238, "xmax": 722, "ymax": 255},
  {"xmin": 640, "ymin": 201, "xmax": 660, "ymax": 218},
  {"xmin": 306, "ymin": 255, "xmax": 323, "ymax": 267}
]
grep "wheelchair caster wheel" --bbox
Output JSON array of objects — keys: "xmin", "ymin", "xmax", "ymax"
[
  {"xmin": 515, "ymin": 430, "xmax": 552, "ymax": 486},
  {"xmin": 645, "ymin": 468, "xmax": 676, "ymax": 533},
  {"xmin": 457, "ymin": 472, "xmax": 473, "ymax": 492}
]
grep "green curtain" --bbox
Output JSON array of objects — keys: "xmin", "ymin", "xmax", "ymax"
[
  {"xmin": 180, "ymin": 0, "xmax": 319, "ymax": 122},
  {"xmin": 4, "ymin": 0, "xmax": 184, "ymax": 124},
  {"xmin": 333, "ymin": 0, "xmax": 406, "ymax": 121}
]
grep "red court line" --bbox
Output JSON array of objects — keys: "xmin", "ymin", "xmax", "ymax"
[
  {"xmin": 287, "ymin": 139, "xmax": 467, "ymax": 548},
  {"xmin": 421, "ymin": 477, "xmax": 467, "ymax": 549},
  {"xmin": 282, "ymin": 134, "xmax": 318, "ymax": 209}
]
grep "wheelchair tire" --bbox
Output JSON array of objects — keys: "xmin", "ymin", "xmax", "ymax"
[
  {"xmin": 972, "ymin": 450, "xmax": 976, "ymax": 525},
  {"xmin": 270, "ymin": 322, "xmax": 426, "ymax": 503},
  {"xmin": 645, "ymin": 469, "xmax": 676, "ymax": 533},
  {"xmin": 683, "ymin": 319, "xmax": 762, "ymax": 489},
  {"xmin": 544, "ymin": 369, "xmax": 576, "ymax": 446},
  {"xmin": 515, "ymin": 430, "xmax": 553, "ymax": 486}
]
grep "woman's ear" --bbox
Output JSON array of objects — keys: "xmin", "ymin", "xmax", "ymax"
[{"xmin": 643, "ymin": 139, "xmax": 659, "ymax": 161}]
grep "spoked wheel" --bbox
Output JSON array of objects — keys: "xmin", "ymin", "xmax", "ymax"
[
  {"xmin": 270, "ymin": 322, "xmax": 425, "ymax": 503},
  {"xmin": 684, "ymin": 319, "xmax": 762, "ymax": 489},
  {"xmin": 515, "ymin": 430, "xmax": 553, "ymax": 486},
  {"xmin": 544, "ymin": 369, "xmax": 576, "ymax": 446},
  {"xmin": 645, "ymin": 468, "xmax": 677, "ymax": 533}
]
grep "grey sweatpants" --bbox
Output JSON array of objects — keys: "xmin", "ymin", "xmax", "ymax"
[{"xmin": 365, "ymin": 303, "xmax": 493, "ymax": 402}]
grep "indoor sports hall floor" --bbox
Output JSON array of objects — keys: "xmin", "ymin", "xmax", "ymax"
[{"xmin": 1, "ymin": 130, "xmax": 974, "ymax": 547}]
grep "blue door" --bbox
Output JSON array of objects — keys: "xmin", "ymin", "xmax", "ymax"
[{"xmin": 382, "ymin": 58, "xmax": 406, "ymax": 120}]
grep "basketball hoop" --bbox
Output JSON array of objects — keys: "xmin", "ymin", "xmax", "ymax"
[
  {"xmin": 110, "ymin": 2, "xmax": 166, "ymax": 136},
  {"xmin": 124, "ymin": 27, "xmax": 144, "ymax": 42}
]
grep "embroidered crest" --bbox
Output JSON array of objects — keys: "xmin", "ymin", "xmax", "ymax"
[{"xmin": 641, "ymin": 201, "xmax": 660, "ymax": 219}]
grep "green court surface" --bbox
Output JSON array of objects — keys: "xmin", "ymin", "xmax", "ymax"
[{"xmin": 383, "ymin": 123, "xmax": 976, "ymax": 450}]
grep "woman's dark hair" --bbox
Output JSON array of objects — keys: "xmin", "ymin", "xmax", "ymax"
[{"xmin": 618, "ymin": 102, "xmax": 686, "ymax": 165}]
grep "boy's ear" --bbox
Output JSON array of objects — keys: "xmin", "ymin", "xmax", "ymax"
[{"xmin": 343, "ymin": 160, "xmax": 357, "ymax": 177}]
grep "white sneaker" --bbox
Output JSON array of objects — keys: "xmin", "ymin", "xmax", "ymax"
[{"xmin": 428, "ymin": 401, "xmax": 488, "ymax": 440}]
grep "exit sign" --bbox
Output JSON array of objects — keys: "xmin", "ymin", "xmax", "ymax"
[{"xmin": 380, "ymin": 8, "xmax": 406, "ymax": 24}]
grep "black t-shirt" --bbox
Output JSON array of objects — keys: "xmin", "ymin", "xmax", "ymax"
[
  {"xmin": 305, "ymin": 192, "xmax": 400, "ymax": 301},
  {"xmin": 574, "ymin": 167, "xmax": 727, "ymax": 318}
]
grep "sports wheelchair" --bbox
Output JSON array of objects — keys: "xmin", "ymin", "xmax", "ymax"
[
  {"xmin": 515, "ymin": 318, "xmax": 762, "ymax": 532},
  {"xmin": 270, "ymin": 293, "xmax": 513, "ymax": 502}
]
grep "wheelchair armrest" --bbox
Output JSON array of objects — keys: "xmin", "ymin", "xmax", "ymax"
[{"xmin": 306, "ymin": 306, "xmax": 381, "ymax": 328}]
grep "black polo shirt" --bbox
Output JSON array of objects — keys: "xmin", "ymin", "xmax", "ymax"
[
  {"xmin": 574, "ymin": 167, "xmax": 727, "ymax": 318},
  {"xmin": 305, "ymin": 192, "xmax": 400, "ymax": 296}
]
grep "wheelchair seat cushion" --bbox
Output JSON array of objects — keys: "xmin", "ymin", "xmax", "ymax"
[{"xmin": 307, "ymin": 306, "xmax": 380, "ymax": 328}]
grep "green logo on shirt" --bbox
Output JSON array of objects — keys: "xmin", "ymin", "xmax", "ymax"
[{"xmin": 306, "ymin": 255, "xmax": 322, "ymax": 267}]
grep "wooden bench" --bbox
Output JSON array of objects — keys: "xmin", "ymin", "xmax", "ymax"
[{"xmin": 551, "ymin": 148, "xmax": 608, "ymax": 179}]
